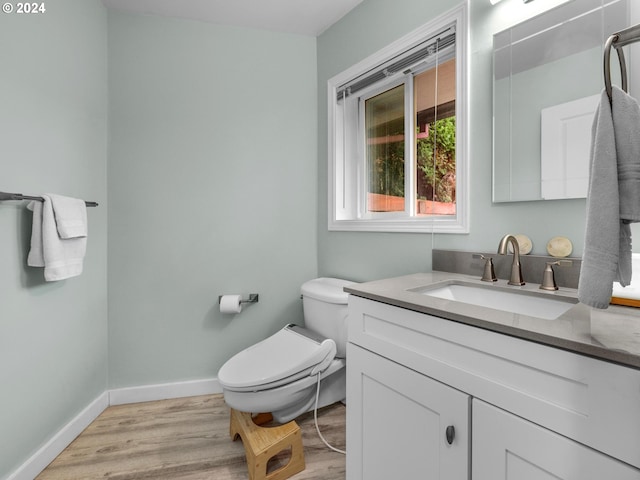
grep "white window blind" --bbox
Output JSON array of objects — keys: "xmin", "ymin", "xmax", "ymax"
[{"xmin": 336, "ymin": 25, "xmax": 456, "ymax": 101}]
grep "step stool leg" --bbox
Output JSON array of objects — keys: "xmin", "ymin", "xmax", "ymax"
[{"xmin": 229, "ymin": 408, "xmax": 305, "ymax": 480}]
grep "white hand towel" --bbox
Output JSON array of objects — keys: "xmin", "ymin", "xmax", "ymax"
[
  {"xmin": 27, "ymin": 195, "xmax": 87, "ymax": 281},
  {"xmin": 47, "ymin": 193, "xmax": 87, "ymax": 238},
  {"xmin": 27, "ymin": 200, "xmax": 45, "ymax": 267}
]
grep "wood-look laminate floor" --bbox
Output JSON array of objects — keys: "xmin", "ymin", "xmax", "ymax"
[{"xmin": 36, "ymin": 394, "xmax": 346, "ymax": 480}]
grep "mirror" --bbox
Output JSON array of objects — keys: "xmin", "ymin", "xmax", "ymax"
[{"xmin": 492, "ymin": 0, "xmax": 630, "ymax": 203}]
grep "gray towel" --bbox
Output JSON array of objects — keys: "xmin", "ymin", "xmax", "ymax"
[
  {"xmin": 579, "ymin": 86, "xmax": 640, "ymax": 309},
  {"xmin": 617, "ymin": 87, "xmax": 640, "ymax": 222},
  {"xmin": 615, "ymin": 86, "xmax": 640, "ymax": 288}
]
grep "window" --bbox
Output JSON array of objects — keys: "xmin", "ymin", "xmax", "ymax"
[{"xmin": 328, "ymin": 4, "xmax": 468, "ymax": 233}]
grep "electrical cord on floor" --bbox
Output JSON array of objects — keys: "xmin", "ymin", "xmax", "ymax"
[{"xmin": 313, "ymin": 373, "xmax": 346, "ymax": 455}]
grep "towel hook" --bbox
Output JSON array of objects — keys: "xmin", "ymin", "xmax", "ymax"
[
  {"xmin": 604, "ymin": 34, "xmax": 628, "ymax": 105},
  {"xmin": 603, "ymin": 23, "xmax": 640, "ymax": 104}
]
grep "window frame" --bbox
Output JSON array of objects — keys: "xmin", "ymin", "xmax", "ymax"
[
  {"xmin": 359, "ymin": 75, "xmax": 411, "ymax": 220},
  {"xmin": 327, "ymin": 3, "xmax": 468, "ymax": 233}
]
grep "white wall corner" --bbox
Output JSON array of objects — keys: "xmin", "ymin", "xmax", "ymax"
[
  {"xmin": 5, "ymin": 392, "xmax": 109, "ymax": 480},
  {"xmin": 6, "ymin": 378, "xmax": 223, "ymax": 480},
  {"xmin": 108, "ymin": 378, "xmax": 222, "ymax": 406}
]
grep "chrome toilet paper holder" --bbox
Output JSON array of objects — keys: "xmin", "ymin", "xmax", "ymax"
[{"xmin": 218, "ymin": 294, "xmax": 259, "ymax": 304}]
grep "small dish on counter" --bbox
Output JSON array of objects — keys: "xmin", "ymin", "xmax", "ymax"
[{"xmin": 547, "ymin": 236, "xmax": 572, "ymax": 257}]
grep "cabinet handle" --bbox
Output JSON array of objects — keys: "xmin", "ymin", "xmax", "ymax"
[{"xmin": 445, "ymin": 425, "xmax": 455, "ymax": 445}]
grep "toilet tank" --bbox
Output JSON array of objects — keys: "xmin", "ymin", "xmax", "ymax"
[{"xmin": 301, "ymin": 277, "xmax": 355, "ymax": 358}]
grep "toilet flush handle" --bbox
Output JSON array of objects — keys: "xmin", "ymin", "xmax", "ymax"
[{"xmin": 310, "ymin": 339, "xmax": 337, "ymax": 376}]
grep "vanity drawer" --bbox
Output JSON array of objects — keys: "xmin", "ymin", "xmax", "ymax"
[{"xmin": 347, "ymin": 296, "xmax": 640, "ymax": 469}]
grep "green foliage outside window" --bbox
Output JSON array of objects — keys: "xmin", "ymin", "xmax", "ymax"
[
  {"xmin": 368, "ymin": 116, "xmax": 456, "ymax": 203},
  {"xmin": 368, "ymin": 139, "xmax": 405, "ymax": 199},
  {"xmin": 418, "ymin": 116, "xmax": 456, "ymax": 203}
]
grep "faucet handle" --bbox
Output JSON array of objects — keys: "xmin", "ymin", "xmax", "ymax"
[
  {"xmin": 540, "ymin": 260, "xmax": 572, "ymax": 291},
  {"xmin": 473, "ymin": 254, "xmax": 498, "ymax": 282}
]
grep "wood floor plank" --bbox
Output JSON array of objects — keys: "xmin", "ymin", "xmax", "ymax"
[{"xmin": 36, "ymin": 394, "xmax": 345, "ymax": 479}]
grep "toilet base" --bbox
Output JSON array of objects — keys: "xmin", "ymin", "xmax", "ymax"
[{"xmin": 230, "ymin": 408, "xmax": 305, "ymax": 480}]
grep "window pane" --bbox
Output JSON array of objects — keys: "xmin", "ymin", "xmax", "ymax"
[
  {"xmin": 414, "ymin": 58, "xmax": 456, "ymax": 216},
  {"xmin": 365, "ymin": 84, "xmax": 405, "ymax": 213}
]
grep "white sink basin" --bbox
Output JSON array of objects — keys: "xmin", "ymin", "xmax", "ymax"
[{"xmin": 412, "ymin": 282, "xmax": 577, "ymax": 320}]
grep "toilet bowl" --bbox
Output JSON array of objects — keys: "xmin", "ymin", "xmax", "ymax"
[{"xmin": 218, "ymin": 278, "xmax": 354, "ymax": 424}]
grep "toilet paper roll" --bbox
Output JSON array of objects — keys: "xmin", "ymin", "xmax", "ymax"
[{"xmin": 220, "ymin": 294, "xmax": 243, "ymax": 314}]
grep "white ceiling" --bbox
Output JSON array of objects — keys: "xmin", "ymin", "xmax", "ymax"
[{"xmin": 101, "ymin": 0, "xmax": 363, "ymax": 36}]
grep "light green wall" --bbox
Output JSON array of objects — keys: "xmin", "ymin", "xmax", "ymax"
[
  {"xmin": 0, "ymin": 1, "xmax": 108, "ymax": 477},
  {"xmin": 317, "ymin": 0, "xmax": 460, "ymax": 281},
  {"xmin": 317, "ymin": 0, "xmax": 589, "ymax": 282},
  {"xmin": 107, "ymin": 11, "xmax": 318, "ymax": 388},
  {"xmin": 3, "ymin": 0, "xmax": 636, "ymax": 476}
]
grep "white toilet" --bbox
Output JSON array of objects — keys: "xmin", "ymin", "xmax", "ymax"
[{"xmin": 218, "ymin": 277, "xmax": 355, "ymax": 424}]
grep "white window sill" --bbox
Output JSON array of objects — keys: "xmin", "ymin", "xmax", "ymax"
[{"xmin": 328, "ymin": 217, "xmax": 469, "ymax": 234}]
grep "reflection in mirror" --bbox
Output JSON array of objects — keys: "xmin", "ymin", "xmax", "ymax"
[{"xmin": 492, "ymin": 0, "xmax": 630, "ymax": 203}]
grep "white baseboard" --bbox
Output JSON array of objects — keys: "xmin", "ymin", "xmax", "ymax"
[
  {"xmin": 6, "ymin": 378, "xmax": 223, "ymax": 480},
  {"xmin": 108, "ymin": 378, "xmax": 222, "ymax": 405},
  {"xmin": 6, "ymin": 392, "xmax": 109, "ymax": 480}
]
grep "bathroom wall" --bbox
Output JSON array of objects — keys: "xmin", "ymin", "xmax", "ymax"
[
  {"xmin": 2, "ymin": 0, "xmax": 637, "ymax": 476},
  {"xmin": 432, "ymin": 0, "xmax": 589, "ymax": 254},
  {"xmin": 0, "ymin": 1, "xmax": 109, "ymax": 477},
  {"xmin": 107, "ymin": 11, "xmax": 318, "ymax": 388},
  {"xmin": 316, "ymin": 0, "xmax": 589, "ymax": 282}
]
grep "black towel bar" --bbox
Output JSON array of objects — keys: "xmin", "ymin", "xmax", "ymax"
[{"xmin": 0, "ymin": 191, "xmax": 98, "ymax": 207}]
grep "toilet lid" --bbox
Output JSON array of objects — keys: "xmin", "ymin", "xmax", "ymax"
[
  {"xmin": 218, "ymin": 326, "xmax": 336, "ymax": 391},
  {"xmin": 301, "ymin": 277, "xmax": 355, "ymax": 304}
]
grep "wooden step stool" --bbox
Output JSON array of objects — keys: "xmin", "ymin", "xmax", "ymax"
[{"xmin": 230, "ymin": 408, "xmax": 306, "ymax": 480}]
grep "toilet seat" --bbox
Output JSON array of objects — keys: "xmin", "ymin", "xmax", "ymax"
[
  {"xmin": 221, "ymin": 358, "xmax": 346, "ymax": 423},
  {"xmin": 218, "ymin": 325, "xmax": 337, "ymax": 393}
]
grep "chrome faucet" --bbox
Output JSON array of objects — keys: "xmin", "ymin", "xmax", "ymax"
[{"xmin": 497, "ymin": 234, "xmax": 525, "ymax": 285}]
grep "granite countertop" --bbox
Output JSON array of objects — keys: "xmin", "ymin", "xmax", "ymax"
[{"xmin": 345, "ymin": 271, "xmax": 640, "ymax": 370}]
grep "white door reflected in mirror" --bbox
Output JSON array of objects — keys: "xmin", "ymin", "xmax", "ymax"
[{"xmin": 540, "ymin": 94, "xmax": 600, "ymax": 200}]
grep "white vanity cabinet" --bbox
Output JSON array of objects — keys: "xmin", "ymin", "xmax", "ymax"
[
  {"xmin": 473, "ymin": 400, "xmax": 640, "ymax": 480},
  {"xmin": 347, "ymin": 343, "xmax": 469, "ymax": 480},
  {"xmin": 346, "ymin": 295, "xmax": 640, "ymax": 480}
]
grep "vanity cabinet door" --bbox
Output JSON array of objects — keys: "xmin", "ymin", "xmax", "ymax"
[
  {"xmin": 346, "ymin": 344, "xmax": 470, "ymax": 480},
  {"xmin": 473, "ymin": 399, "xmax": 640, "ymax": 480}
]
